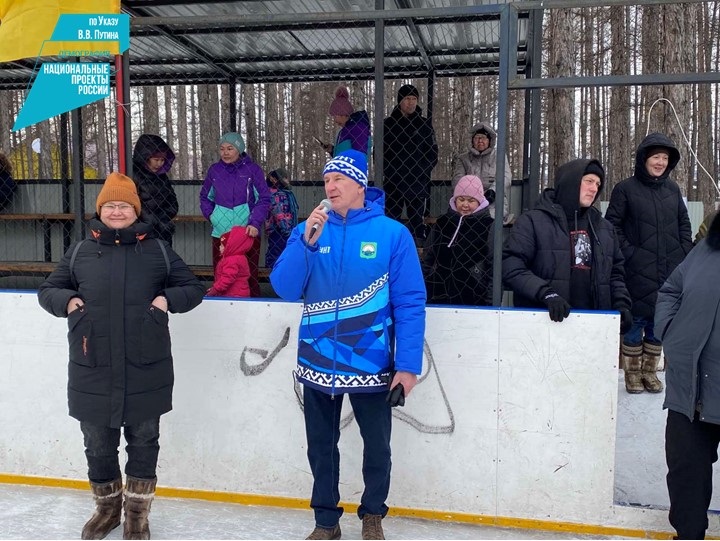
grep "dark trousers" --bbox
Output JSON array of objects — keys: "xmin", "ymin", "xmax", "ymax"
[
  {"xmin": 666, "ymin": 409, "xmax": 720, "ymax": 539},
  {"xmin": 80, "ymin": 418, "xmax": 160, "ymax": 483},
  {"xmin": 384, "ymin": 186, "xmax": 428, "ymax": 240},
  {"xmin": 213, "ymin": 235, "xmax": 261, "ymax": 296},
  {"xmin": 303, "ymin": 386, "xmax": 392, "ymax": 528},
  {"xmin": 623, "ymin": 316, "xmax": 659, "ymax": 347}
]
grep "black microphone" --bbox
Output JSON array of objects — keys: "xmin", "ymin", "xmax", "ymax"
[{"xmin": 309, "ymin": 199, "xmax": 332, "ymax": 239}]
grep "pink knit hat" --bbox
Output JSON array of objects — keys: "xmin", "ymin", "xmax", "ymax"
[
  {"xmin": 328, "ymin": 86, "xmax": 354, "ymax": 116},
  {"xmin": 450, "ymin": 175, "xmax": 489, "ymax": 212}
]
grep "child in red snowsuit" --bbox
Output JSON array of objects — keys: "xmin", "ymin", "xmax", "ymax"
[{"xmin": 207, "ymin": 226, "xmax": 253, "ymax": 297}]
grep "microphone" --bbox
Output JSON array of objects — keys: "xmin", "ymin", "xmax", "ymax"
[{"xmin": 309, "ymin": 199, "xmax": 332, "ymax": 239}]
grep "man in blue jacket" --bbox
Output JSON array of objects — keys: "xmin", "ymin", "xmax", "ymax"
[{"xmin": 270, "ymin": 149, "xmax": 426, "ymax": 540}]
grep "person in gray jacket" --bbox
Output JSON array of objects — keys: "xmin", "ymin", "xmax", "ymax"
[
  {"xmin": 452, "ymin": 121, "xmax": 512, "ymax": 217},
  {"xmin": 655, "ymin": 211, "xmax": 720, "ymax": 540}
]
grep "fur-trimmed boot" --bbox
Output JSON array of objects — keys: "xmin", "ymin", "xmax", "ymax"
[
  {"xmin": 81, "ymin": 478, "xmax": 122, "ymax": 540},
  {"xmin": 123, "ymin": 476, "xmax": 157, "ymax": 540},
  {"xmin": 642, "ymin": 340, "xmax": 664, "ymax": 393},
  {"xmin": 622, "ymin": 344, "xmax": 644, "ymax": 394}
]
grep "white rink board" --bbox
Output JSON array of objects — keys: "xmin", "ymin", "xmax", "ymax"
[{"xmin": 0, "ymin": 291, "xmax": 700, "ymax": 533}]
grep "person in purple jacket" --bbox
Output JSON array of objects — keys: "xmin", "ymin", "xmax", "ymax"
[
  {"xmin": 200, "ymin": 132, "xmax": 271, "ymax": 297},
  {"xmin": 321, "ymin": 86, "xmax": 372, "ymax": 159}
]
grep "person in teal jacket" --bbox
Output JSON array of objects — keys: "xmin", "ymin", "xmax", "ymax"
[{"xmin": 270, "ymin": 149, "xmax": 426, "ymax": 540}]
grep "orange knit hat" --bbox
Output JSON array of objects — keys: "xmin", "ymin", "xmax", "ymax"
[{"xmin": 96, "ymin": 172, "xmax": 141, "ymax": 215}]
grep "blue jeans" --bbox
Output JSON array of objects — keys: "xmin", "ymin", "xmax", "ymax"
[
  {"xmin": 80, "ymin": 418, "xmax": 160, "ymax": 483},
  {"xmin": 623, "ymin": 317, "xmax": 660, "ymax": 347},
  {"xmin": 303, "ymin": 386, "xmax": 392, "ymax": 528}
]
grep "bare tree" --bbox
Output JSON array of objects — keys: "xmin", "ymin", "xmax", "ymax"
[
  {"xmin": 197, "ymin": 84, "xmax": 221, "ymax": 176},
  {"xmin": 176, "ymin": 85, "xmax": 190, "ymax": 180},
  {"xmin": 142, "ymin": 86, "xmax": 160, "ymax": 135},
  {"xmin": 608, "ymin": 5, "xmax": 632, "ymax": 191},
  {"xmin": 545, "ymin": 8, "xmax": 576, "ymax": 177}
]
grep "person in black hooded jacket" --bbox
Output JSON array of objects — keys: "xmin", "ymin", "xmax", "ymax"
[
  {"xmin": 38, "ymin": 172, "xmax": 204, "ymax": 540},
  {"xmin": 132, "ymin": 133, "xmax": 179, "ymax": 245},
  {"xmin": 605, "ymin": 133, "xmax": 692, "ymax": 394},
  {"xmin": 503, "ymin": 158, "xmax": 631, "ymax": 328}
]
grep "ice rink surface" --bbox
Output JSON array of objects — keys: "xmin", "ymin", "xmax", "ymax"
[
  {"xmin": 0, "ymin": 483, "xmax": 627, "ymax": 540},
  {"xmin": 1, "ymin": 375, "xmax": 668, "ymax": 540}
]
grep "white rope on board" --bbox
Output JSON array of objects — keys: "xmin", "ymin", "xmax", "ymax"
[{"xmin": 645, "ymin": 97, "xmax": 719, "ymax": 197}]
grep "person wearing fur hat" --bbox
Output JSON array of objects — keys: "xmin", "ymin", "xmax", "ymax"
[
  {"xmin": 200, "ymin": 132, "xmax": 272, "ymax": 296},
  {"xmin": 264, "ymin": 168, "xmax": 299, "ymax": 269},
  {"xmin": 503, "ymin": 158, "xmax": 631, "ymax": 329},
  {"xmin": 423, "ymin": 175, "xmax": 493, "ymax": 305},
  {"xmin": 383, "ymin": 83, "xmax": 439, "ymax": 245},
  {"xmin": 323, "ymin": 85, "xmax": 371, "ymax": 158},
  {"xmin": 38, "ymin": 172, "xmax": 205, "ymax": 540},
  {"xmin": 207, "ymin": 225, "xmax": 253, "ymax": 297},
  {"xmin": 605, "ymin": 133, "xmax": 693, "ymax": 394},
  {"xmin": 131, "ymin": 133, "xmax": 178, "ymax": 245},
  {"xmin": 452, "ymin": 121, "xmax": 512, "ymax": 218},
  {"xmin": 655, "ymin": 210, "xmax": 720, "ymax": 540},
  {"xmin": 270, "ymin": 149, "xmax": 425, "ymax": 540}
]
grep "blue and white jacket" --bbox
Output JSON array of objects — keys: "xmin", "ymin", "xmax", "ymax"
[{"xmin": 270, "ymin": 188, "xmax": 426, "ymax": 395}]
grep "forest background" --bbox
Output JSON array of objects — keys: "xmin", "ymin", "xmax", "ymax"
[{"xmin": 0, "ymin": 2, "xmax": 718, "ymax": 211}]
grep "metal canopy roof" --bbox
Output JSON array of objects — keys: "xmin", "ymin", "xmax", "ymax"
[{"xmin": 0, "ymin": 0, "xmax": 529, "ymax": 90}]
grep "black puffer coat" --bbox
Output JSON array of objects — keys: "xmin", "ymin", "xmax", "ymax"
[
  {"xmin": 605, "ymin": 133, "xmax": 693, "ymax": 320},
  {"xmin": 503, "ymin": 159, "xmax": 630, "ymax": 311},
  {"xmin": 383, "ymin": 105, "xmax": 438, "ymax": 198},
  {"xmin": 656, "ymin": 213, "xmax": 720, "ymax": 424},
  {"xmin": 132, "ymin": 134, "xmax": 179, "ymax": 244},
  {"xmin": 38, "ymin": 219, "xmax": 204, "ymax": 428},
  {"xmin": 423, "ymin": 208, "xmax": 493, "ymax": 306}
]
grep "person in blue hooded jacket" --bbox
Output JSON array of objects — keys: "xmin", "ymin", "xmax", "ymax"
[{"xmin": 270, "ymin": 149, "xmax": 426, "ymax": 541}]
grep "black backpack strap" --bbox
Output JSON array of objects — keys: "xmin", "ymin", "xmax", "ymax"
[
  {"xmin": 156, "ymin": 238, "xmax": 171, "ymax": 288},
  {"xmin": 68, "ymin": 239, "xmax": 87, "ymax": 290}
]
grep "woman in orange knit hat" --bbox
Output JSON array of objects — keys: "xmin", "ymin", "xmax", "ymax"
[{"xmin": 38, "ymin": 172, "xmax": 204, "ymax": 540}]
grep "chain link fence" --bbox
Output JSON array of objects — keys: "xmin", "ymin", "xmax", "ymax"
[{"xmin": 0, "ymin": 3, "xmax": 521, "ymax": 303}]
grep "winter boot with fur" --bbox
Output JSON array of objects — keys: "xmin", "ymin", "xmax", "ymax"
[
  {"xmin": 622, "ymin": 343, "xmax": 644, "ymax": 394},
  {"xmin": 642, "ymin": 340, "xmax": 664, "ymax": 393},
  {"xmin": 81, "ymin": 478, "xmax": 122, "ymax": 540},
  {"xmin": 123, "ymin": 476, "xmax": 157, "ymax": 540}
]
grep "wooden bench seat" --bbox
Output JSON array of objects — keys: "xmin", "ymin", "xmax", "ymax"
[{"xmin": 0, "ymin": 261, "xmax": 270, "ymax": 282}]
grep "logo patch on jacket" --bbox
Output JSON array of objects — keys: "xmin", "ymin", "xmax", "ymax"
[{"xmin": 360, "ymin": 242, "xmax": 377, "ymax": 259}]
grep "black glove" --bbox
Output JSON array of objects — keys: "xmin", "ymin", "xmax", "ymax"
[
  {"xmin": 485, "ymin": 189, "xmax": 496, "ymax": 205},
  {"xmin": 543, "ymin": 292, "xmax": 571, "ymax": 322},
  {"xmin": 620, "ymin": 309, "xmax": 633, "ymax": 335}
]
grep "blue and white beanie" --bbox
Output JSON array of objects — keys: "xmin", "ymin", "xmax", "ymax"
[{"xmin": 322, "ymin": 149, "xmax": 368, "ymax": 188}]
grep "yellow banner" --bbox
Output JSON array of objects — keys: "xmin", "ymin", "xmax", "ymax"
[{"xmin": 0, "ymin": 0, "xmax": 121, "ymax": 62}]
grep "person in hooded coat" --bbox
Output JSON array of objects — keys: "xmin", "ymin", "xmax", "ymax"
[
  {"xmin": 131, "ymin": 134, "xmax": 179, "ymax": 245},
  {"xmin": 452, "ymin": 121, "xmax": 512, "ymax": 217},
  {"xmin": 656, "ymin": 211, "xmax": 720, "ymax": 540},
  {"xmin": 605, "ymin": 133, "xmax": 693, "ymax": 394},
  {"xmin": 206, "ymin": 225, "xmax": 252, "ymax": 298},
  {"xmin": 37, "ymin": 172, "xmax": 205, "ymax": 540},
  {"xmin": 423, "ymin": 175, "xmax": 493, "ymax": 306},
  {"xmin": 503, "ymin": 158, "xmax": 631, "ymax": 329}
]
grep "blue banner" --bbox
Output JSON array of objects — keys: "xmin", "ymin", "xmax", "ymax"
[{"xmin": 12, "ymin": 13, "xmax": 129, "ymax": 131}]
